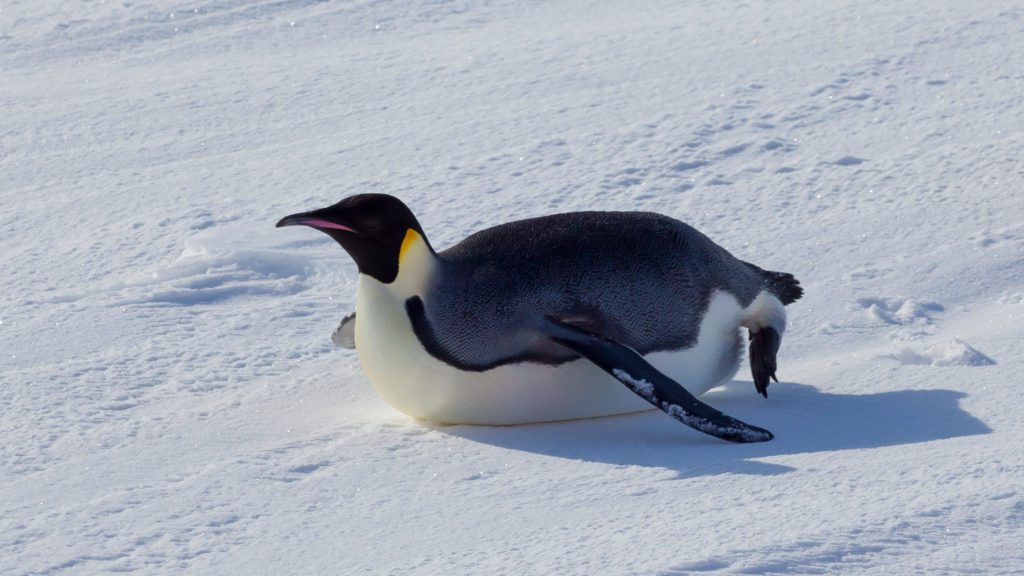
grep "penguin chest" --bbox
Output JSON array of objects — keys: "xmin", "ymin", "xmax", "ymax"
[
  {"xmin": 354, "ymin": 277, "xmax": 746, "ymax": 425},
  {"xmin": 354, "ymin": 277, "xmax": 448, "ymax": 419}
]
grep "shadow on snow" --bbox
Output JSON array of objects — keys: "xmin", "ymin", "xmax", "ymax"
[{"xmin": 439, "ymin": 380, "xmax": 991, "ymax": 479}]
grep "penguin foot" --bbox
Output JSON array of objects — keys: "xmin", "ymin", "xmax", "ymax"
[{"xmin": 748, "ymin": 327, "xmax": 781, "ymax": 398}]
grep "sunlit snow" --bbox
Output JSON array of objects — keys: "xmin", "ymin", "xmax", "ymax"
[{"xmin": 2, "ymin": 1, "xmax": 1022, "ymax": 574}]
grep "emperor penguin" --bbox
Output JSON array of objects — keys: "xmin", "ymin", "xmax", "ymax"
[{"xmin": 277, "ymin": 194, "xmax": 802, "ymax": 443}]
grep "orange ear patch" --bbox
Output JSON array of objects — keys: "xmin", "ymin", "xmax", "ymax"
[{"xmin": 399, "ymin": 229, "xmax": 420, "ymax": 262}]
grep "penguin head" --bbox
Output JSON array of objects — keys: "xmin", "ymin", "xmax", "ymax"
[{"xmin": 276, "ymin": 194, "xmax": 431, "ymax": 284}]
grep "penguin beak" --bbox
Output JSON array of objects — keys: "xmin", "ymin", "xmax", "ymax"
[{"xmin": 276, "ymin": 211, "xmax": 357, "ymax": 233}]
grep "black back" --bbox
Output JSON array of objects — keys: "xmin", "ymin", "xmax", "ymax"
[{"xmin": 409, "ymin": 211, "xmax": 787, "ymax": 371}]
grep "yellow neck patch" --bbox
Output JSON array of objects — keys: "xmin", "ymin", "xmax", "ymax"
[{"xmin": 399, "ymin": 228, "xmax": 420, "ymax": 263}]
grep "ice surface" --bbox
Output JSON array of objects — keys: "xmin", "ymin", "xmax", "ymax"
[{"xmin": 2, "ymin": 0, "xmax": 1023, "ymax": 574}]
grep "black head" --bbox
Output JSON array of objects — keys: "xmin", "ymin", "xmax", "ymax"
[{"xmin": 276, "ymin": 194, "xmax": 431, "ymax": 284}]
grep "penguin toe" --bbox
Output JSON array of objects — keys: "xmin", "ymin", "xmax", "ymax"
[{"xmin": 752, "ymin": 367, "xmax": 770, "ymax": 398}]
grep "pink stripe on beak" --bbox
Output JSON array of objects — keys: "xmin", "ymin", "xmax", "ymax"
[{"xmin": 302, "ymin": 219, "xmax": 357, "ymax": 233}]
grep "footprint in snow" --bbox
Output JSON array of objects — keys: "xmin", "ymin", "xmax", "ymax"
[
  {"xmin": 856, "ymin": 297, "xmax": 943, "ymax": 326},
  {"xmin": 884, "ymin": 339, "xmax": 995, "ymax": 367},
  {"xmin": 857, "ymin": 298, "xmax": 995, "ymax": 366},
  {"xmin": 834, "ymin": 155, "xmax": 866, "ymax": 166}
]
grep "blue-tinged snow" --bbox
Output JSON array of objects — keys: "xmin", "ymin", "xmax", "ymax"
[{"xmin": 2, "ymin": 1, "xmax": 1022, "ymax": 574}]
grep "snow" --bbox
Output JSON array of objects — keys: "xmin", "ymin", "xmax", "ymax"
[
  {"xmin": 2, "ymin": 0, "xmax": 1023, "ymax": 574},
  {"xmin": 612, "ymin": 368, "xmax": 655, "ymax": 398}
]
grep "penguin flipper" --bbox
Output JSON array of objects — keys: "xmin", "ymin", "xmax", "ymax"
[
  {"xmin": 545, "ymin": 319, "xmax": 773, "ymax": 443},
  {"xmin": 332, "ymin": 312, "xmax": 356, "ymax": 349}
]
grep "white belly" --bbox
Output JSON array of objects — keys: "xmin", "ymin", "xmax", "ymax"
[{"xmin": 354, "ymin": 276, "xmax": 746, "ymax": 425}]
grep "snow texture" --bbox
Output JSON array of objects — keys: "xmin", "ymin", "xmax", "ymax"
[
  {"xmin": 2, "ymin": 1, "xmax": 1023, "ymax": 574},
  {"xmin": 612, "ymin": 368, "xmax": 655, "ymax": 398},
  {"xmin": 659, "ymin": 403, "xmax": 769, "ymax": 445}
]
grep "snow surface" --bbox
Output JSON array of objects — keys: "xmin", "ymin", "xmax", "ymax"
[{"xmin": 2, "ymin": 1, "xmax": 1023, "ymax": 574}]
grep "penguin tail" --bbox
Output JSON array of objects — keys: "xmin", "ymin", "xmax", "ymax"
[
  {"xmin": 743, "ymin": 261, "xmax": 803, "ymax": 305},
  {"xmin": 763, "ymin": 270, "xmax": 803, "ymax": 305}
]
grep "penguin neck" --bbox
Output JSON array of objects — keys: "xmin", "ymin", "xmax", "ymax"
[{"xmin": 366, "ymin": 228, "xmax": 439, "ymax": 300}]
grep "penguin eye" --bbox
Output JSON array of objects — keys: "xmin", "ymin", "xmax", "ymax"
[{"xmin": 361, "ymin": 217, "xmax": 384, "ymax": 233}]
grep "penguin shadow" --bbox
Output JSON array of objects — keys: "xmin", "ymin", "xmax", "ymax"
[{"xmin": 441, "ymin": 381, "xmax": 991, "ymax": 479}]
